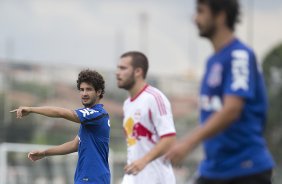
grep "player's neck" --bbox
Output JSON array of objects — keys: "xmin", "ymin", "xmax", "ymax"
[
  {"xmin": 210, "ymin": 27, "xmax": 234, "ymax": 52},
  {"xmin": 129, "ymin": 80, "xmax": 147, "ymax": 100},
  {"xmin": 85, "ymin": 99, "xmax": 100, "ymax": 108}
]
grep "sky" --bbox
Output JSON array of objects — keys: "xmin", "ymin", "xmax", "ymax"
[{"xmin": 0, "ymin": 0, "xmax": 282, "ymax": 77}]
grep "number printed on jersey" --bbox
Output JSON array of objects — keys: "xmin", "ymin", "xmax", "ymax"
[{"xmin": 79, "ymin": 108, "xmax": 99, "ymax": 117}]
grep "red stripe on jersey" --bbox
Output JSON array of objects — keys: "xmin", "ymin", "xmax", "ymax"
[
  {"xmin": 145, "ymin": 89, "xmax": 164, "ymax": 115},
  {"xmin": 145, "ymin": 87, "xmax": 167, "ymax": 115},
  {"xmin": 148, "ymin": 109, "xmax": 159, "ymax": 137},
  {"xmin": 146, "ymin": 87, "xmax": 167, "ymax": 115},
  {"xmin": 160, "ymin": 133, "xmax": 176, "ymax": 139},
  {"xmin": 130, "ymin": 84, "xmax": 149, "ymax": 102},
  {"xmin": 148, "ymin": 109, "xmax": 153, "ymax": 123}
]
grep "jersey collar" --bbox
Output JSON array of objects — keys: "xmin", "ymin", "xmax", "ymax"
[{"xmin": 130, "ymin": 84, "xmax": 149, "ymax": 102}]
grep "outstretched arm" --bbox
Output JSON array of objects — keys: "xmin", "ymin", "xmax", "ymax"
[
  {"xmin": 124, "ymin": 135, "xmax": 175, "ymax": 175},
  {"xmin": 28, "ymin": 136, "xmax": 79, "ymax": 162},
  {"xmin": 11, "ymin": 106, "xmax": 80, "ymax": 123}
]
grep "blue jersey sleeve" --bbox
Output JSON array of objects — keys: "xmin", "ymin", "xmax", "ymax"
[
  {"xmin": 75, "ymin": 107, "xmax": 108, "ymax": 125},
  {"xmin": 224, "ymin": 49, "xmax": 256, "ymax": 99}
]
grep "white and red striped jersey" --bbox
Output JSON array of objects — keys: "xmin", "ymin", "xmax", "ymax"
[{"xmin": 122, "ymin": 84, "xmax": 176, "ymax": 184}]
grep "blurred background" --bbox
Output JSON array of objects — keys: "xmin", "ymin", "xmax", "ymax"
[{"xmin": 0, "ymin": 0, "xmax": 281, "ymax": 183}]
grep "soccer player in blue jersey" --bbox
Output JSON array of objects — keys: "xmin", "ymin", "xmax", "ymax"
[
  {"xmin": 165, "ymin": 0, "xmax": 275, "ymax": 183},
  {"xmin": 11, "ymin": 69, "xmax": 111, "ymax": 184}
]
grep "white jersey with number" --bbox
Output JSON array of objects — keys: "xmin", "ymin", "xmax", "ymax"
[{"xmin": 121, "ymin": 85, "xmax": 176, "ymax": 184}]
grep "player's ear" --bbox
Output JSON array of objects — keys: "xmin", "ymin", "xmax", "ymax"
[
  {"xmin": 216, "ymin": 10, "xmax": 226, "ymax": 27},
  {"xmin": 135, "ymin": 67, "xmax": 143, "ymax": 78},
  {"xmin": 97, "ymin": 90, "xmax": 102, "ymax": 97}
]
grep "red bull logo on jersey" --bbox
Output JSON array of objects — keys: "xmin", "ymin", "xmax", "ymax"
[
  {"xmin": 124, "ymin": 117, "xmax": 155, "ymax": 146},
  {"xmin": 124, "ymin": 117, "xmax": 136, "ymax": 146},
  {"xmin": 133, "ymin": 109, "xmax": 141, "ymax": 121},
  {"xmin": 132, "ymin": 123, "xmax": 155, "ymax": 144}
]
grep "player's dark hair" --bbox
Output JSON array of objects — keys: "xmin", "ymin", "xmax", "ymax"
[
  {"xmin": 77, "ymin": 69, "xmax": 105, "ymax": 99},
  {"xmin": 197, "ymin": 0, "xmax": 240, "ymax": 31},
  {"xmin": 120, "ymin": 51, "xmax": 149, "ymax": 79}
]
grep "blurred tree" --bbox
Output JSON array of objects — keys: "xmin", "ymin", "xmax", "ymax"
[
  {"xmin": 0, "ymin": 93, "xmax": 3, "ymax": 118},
  {"xmin": 0, "ymin": 99, "xmax": 36, "ymax": 143},
  {"xmin": 11, "ymin": 81, "xmax": 51, "ymax": 100},
  {"xmin": 5, "ymin": 113, "xmax": 35, "ymax": 143},
  {"xmin": 262, "ymin": 43, "xmax": 282, "ymax": 165}
]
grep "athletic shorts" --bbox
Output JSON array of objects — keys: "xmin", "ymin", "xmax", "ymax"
[{"xmin": 195, "ymin": 169, "xmax": 272, "ymax": 184}]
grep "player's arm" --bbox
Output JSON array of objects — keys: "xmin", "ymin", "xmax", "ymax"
[
  {"xmin": 125, "ymin": 135, "xmax": 175, "ymax": 175},
  {"xmin": 10, "ymin": 106, "xmax": 80, "ymax": 123},
  {"xmin": 166, "ymin": 95, "xmax": 244, "ymax": 164},
  {"xmin": 28, "ymin": 136, "xmax": 79, "ymax": 162},
  {"xmin": 187, "ymin": 95, "xmax": 243, "ymax": 145}
]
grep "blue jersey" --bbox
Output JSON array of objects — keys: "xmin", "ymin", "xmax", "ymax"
[
  {"xmin": 74, "ymin": 104, "xmax": 110, "ymax": 184},
  {"xmin": 199, "ymin": 38, "xmax": 274, "ymax": 179}
]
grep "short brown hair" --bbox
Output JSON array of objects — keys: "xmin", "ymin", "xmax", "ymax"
[
  {"xmin": 76, "ymin": 69, "xmax": 105, "ymax": 99},
  {"xmin": 121, "ymin": 51, "xmax": 149, "ymax": 79}
]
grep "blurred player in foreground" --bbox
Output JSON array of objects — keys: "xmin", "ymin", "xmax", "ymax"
[
  {"xmin": 116, "ymin": 51, "xmax": 176, "ymax": 184},
  {"xmin": 11, "ymin": 69, "xmax": 111, "ymax": 184},
  {"xmin": 165, "ymin": 0, "xmax": 275, "ymax": 183}
]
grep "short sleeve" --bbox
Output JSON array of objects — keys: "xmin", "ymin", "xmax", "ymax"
[
  {"xmin": 75, "ymin": 108, "xmax": 108, "ymax": 125},
  {"xmin": 149, "ymin": 93, "xmax": 176, "ymax": 138},
  {"xmin": 224, "ymin": 49, "xmax": 256, "ymax": 99}
]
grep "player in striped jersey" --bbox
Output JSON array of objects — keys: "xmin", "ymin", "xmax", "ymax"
[{"xmin": 116, "ymin": 51, "xmax": 176, "ymax": 184}]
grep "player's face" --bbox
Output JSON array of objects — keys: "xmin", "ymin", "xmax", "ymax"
[
  {"xmin": 116, "ymin": 57, "xmax": 136, "ymax": 90},
  {"xmin": 195, "ymin": 3, "xmax": 217, "ymax": 38},
  {"xmin": 79, "ymin": 82, "xmax": 100, "ymax": 107}
]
